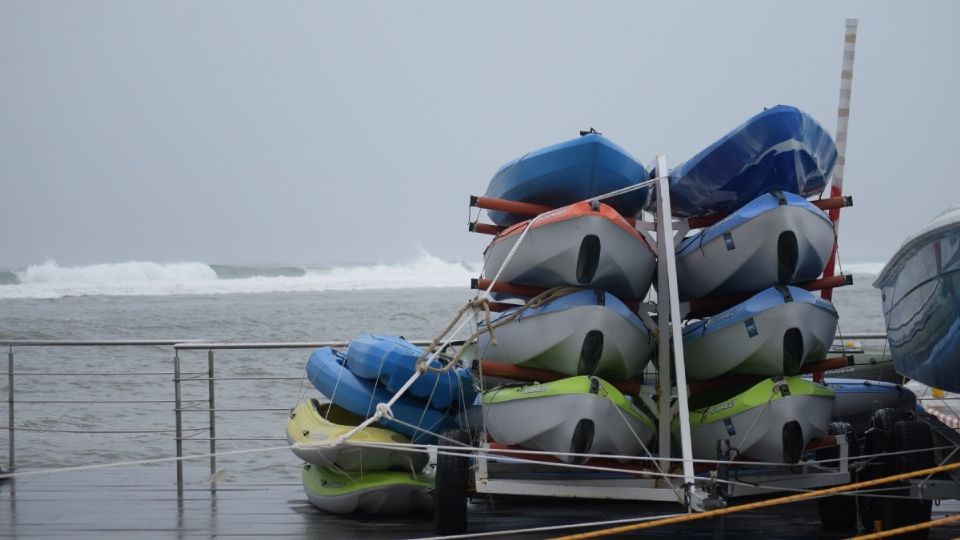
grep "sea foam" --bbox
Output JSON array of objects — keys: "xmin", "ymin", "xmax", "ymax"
[{"xmin": 0, "ymin": 254, "xmax": 480, "ymax": 299}]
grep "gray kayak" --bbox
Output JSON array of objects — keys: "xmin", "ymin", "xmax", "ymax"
[
  {"xmin": 477, "ymin": 289, "xmax": 654, "ymax": 380},
  {"xmin": 676, "ymin": 192, "xmax": 835, "ymax": 300},
  {"xmin": 301, "ymin": 464, "xmax": 433, "ymax": 515},
  {"xmin": 678, "ymin": 377, "xmax": 835, "ymax": 463},
  {"xmin": 821, "ymin": 377, "xmax": 917, "ymax": 433},
  {"xmin": 481, "ymin": 201, "xmax": 656, "ymax": 301},
  {"xmin": 681, "ymin": 286, "xmax": 839, "ymax": 380},
  {"xmin": 483, "ymin": 376, "xmax": 655, "ymax": 464}
]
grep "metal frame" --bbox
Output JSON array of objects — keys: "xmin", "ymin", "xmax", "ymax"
[{"xmin": 464, "ymin": 154, "xmax": 858, "ymax": 509}]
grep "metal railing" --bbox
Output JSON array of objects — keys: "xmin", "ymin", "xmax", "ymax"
[
  {"xmin": 1, "ymin": 334, "xmax": 889, "ymax": 493},
  {"xmin": 0, "ymin": 338, "xmax": 447, "ymax": 495}
]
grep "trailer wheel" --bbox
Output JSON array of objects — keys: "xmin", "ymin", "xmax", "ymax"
[
  {"xmin": 434, "ymin": 429, "xmax": 472, "ymax": 535},
  {"xmin": 880, "ymin": 420, "xmax": 933, "ymax": 539},
  {"xmin": 860, "ymin": 407, "xmax": 912, "ymax": 529},
  {"xmin": 817, "ymin": 422, "xmax": 859, "ymax": 531}
]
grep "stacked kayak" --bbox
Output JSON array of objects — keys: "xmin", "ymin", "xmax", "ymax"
[
  {"xmin": 485, "ymin": 131, "xmax": 650, "ymax": 226},
  {"xmin": 290, "ymin": 335, "xmax": 476, "ymax": 515},
  {"xmin": 662, "ymin": 105, "xmax": 838, "ymax": 218},
  {"xmin": 677, "ymin": 377, "xmax": 835, "ymax": 463},
  {"xmin": 482, "ymin": 201, "xmax": 655, "ymax": 300},
  {"xmin": 667, "ymin": 106, "xmax": 841, "ymax": 390},
  {"xmin": 681, "ymin": 286, "xmax": 839, "ymax": 381},
  {"xmin": 483, "ymin": 376, "xmax": 655, "ymax": 464},
  {"xmin": 301, "ymin": 464, "xmax": 433, "ymax": 515},
  {"xmin": 819, "ymin": 378, "xmax": 917, "ymax": 433},
  {"xmin": 477, "ymin": 289, "xmax": 654, "ymax": 380},
  {"xmin": 470, "ymin": 130, "xmax": 659, "ymax": 465},
  {"xmin": 675, "ymin": 191, "xmax": 835, "ymax": 300}
]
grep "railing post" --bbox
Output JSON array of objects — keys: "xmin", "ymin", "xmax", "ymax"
[
  {"xmin": 173, "ymin": 348, "xmax": 183, "ymax": 497},
  {"xmin": 7, "ymin": 345, "xmax": 14, "ymax": 472},
  {"xmin": 207, "ymin": 349, "xmax": 216, "ymax": 483}
]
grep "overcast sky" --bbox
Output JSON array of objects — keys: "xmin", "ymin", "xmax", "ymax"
[{"xmin": 1, "ymin": 1, "xmax": 958, "ymax": 268}]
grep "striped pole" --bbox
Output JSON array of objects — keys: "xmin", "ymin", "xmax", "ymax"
[{"xmin": 822, "ymin": 18, "xmax": 858, "ymax": 301}]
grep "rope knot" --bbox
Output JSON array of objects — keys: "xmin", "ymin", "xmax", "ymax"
[{"xmin": 375, "ymin": 402, "xmax": 395, "ymax": 421}]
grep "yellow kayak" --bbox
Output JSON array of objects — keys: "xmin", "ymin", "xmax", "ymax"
[
  {"xmin": 287, "ymin": 398, "xmax": 428, "ymax": 472},
  {"xmin": 301, "ymin": 463, "xmax": 433, "ymax": 515}
]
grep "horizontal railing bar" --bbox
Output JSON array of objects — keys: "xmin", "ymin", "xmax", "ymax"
[
  {"xmin": 835, "ymin": 333, "xmax": 888, "ymax": 340},
  {"xmin": 176, "ymin": 408, "xmax": 289, "ymax": 412},
  {"xmin": 1, "ymin": 340, "xmax": 204, "ymax": 347},
  {"xmin": 6, "ymin": 426, "xmax": 206, "ymax": 434},
  {"xmin": 9, "ymin": 371, "xmax": 204, "ymax": 376},
  {"xmin": 175, "ymin": 377, "xmax": 304, "ymax": 381},
  {"xmin": 178, "ymin": 437, "xmax": 286, "ymax": 441},
  {"xmin": 15, "ymin": 399, "xmax": 187, "ymax": 404},
  {"xmin": 173, "ymin": 339, "xmax": 466, "ymax": 350},
  {"xmin": 176, "ymin": 341, "xmax": 348, "ymax": 350}
]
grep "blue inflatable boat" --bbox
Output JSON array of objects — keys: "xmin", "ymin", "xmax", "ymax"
[
  {"xmin": 347, "ymin": 334, "xmax": 477, "ymax": 410},
  {"xmin": 681, "ymin": 286, "xmax": 839, "ymax": 380},
  {"xmin": 675, "ymin": 191, "xmax": 836, "ymax": 300},
  {"xmin": 664, "ymin": 105, "xmax": 838, "ymax": 217},
  {"xmin": 305, "ymin": 347, "xmax": 457, "ymax": 443},
  {"xmin": 484, "ymin": 131, "xmax": 649, "ymax": 226},
  {"xmin": 819, "ymin": 378, "xmax": 917, "ymax": 433}
]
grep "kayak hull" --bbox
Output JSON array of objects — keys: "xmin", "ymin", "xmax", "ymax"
[
  {"xmin": 682, "ymin": 286, "xmax": 839, "ymax": 381},
  {"xmin": 483, "ymin": 376, "xmax": 654, "ymax": 463},
  {"xmin": 676, "ymin": 192, "xmax": 835, "ymax": 300},
  {"xmin": 663, "ymin": 105, "xmax": 838, "ymax": 217},
  {"xmin": 485, "ymin": 133, "xmax": 649, "ymax": 226},
  {"xmin": 478, "ymin": 290, "xmax": 654, "ymax": 380},
  {"xmin": 680, "ymin": 377, "xmax": 834, "ymax": 463},
  {"xmin": 301, "ymin": 464, "xmax": 433, "ymax": 515},
  {"xmin": 286, "ymin": 399, "xmax": 427, "ymax": 472},
  {"xmin": 482, "ymin": 202, "xmax": 655, "ymax": 300}
]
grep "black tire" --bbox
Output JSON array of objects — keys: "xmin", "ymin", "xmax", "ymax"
[
  {"xmin": 860, "ymin": 407, "xmax": 912, "ymax": 530},
  {"xmin": 434, "ymin": 429, "xmax": 472, "ymax": 535},
  {"xmin": 880, "ymin": 420, "xmax": 933, "ymax": 539},
  {"xmin": 817, "ymin": 422, "xmax": 860, "ymax": 531}
]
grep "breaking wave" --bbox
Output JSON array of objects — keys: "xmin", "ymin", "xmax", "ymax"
[{"xmin": 0, "ymin": 255, "xmax": 481, "ymax": 299}]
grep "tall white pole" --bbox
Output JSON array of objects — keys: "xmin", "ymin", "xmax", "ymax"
[
  {"xmin": 822, "ymin": 18, "xmax": 858, "ymax": 300},
  {"xmin": 653, "ymin": 155, "xmax": 696, "ymax": 506}
]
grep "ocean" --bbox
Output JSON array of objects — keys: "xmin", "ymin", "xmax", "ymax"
[{"xmin": 0, "ymin": 255, "xmax": 890, "ymax": 485}]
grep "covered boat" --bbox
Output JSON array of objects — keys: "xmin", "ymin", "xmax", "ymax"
[
  {"xmin": 675, "ymin": 191, "xmax": 835, "ymax": 300},
  {"xmin": 663, "ymin": 105, "xmax": 838, "ymax": 218},
  {"xmin": 824, "ymin": 341, "xmax": 899, "ymax": 383},
  {"xmin": 875, "ymin": 206, "xmax": 960, "ymax": 392},
  {"xmin": 484, "ymin": 131, "xmax": 649, "ymax": 226},
  {"xmin": 347, "ymin": 334, "xmax": 476, "ymax": 410},
  {"xmin": 301, "ymin": 463, "xmax": 433, "ymax": 515},
  {"xmin": 286, "ymin": 398, "xmax": 428, "ymax": 472},
  {"xmin": 476, "ymin": 289, "xmax": 654, "ymax": 380},
  {"xmin": 677, "ymin": 377, "xmax": 834, "ymax": 463},
  {"xmin": 821, "ymin": 378, "xmax": 916, "ymax": 433},
  {"xmin": 681, "ymin": 286, "xmax": 839, "ymax": 381},
  {"xmin": 306, "ymin": 347, "xmax": 457, "ymax": 443},
  {"xmin": 481, "ymin": 201, "xmax": 656, "ymax": 300},
  {"xmin": 482, "ymin": 376, "xmax": 655, "ymax": 464}
]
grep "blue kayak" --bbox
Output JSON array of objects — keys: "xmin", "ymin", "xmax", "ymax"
[
  {"xmin": 484, "ymin": 131, "xmax": 650, "ymax": 226},
  {"xmin": 674, "ymin": 191, "xmax": 835, "ymax": 299},
  {"xmin": 664, "ymin": 105, "xmax": 838, "ymax": 217},
  {"xmin": 305, "ymin": 347, "xmax": 457, "ymax": 443},
  {"xmin": 347, "ymin": 334, "xmax": 477, "ymax": 410},
  {"xmin": 681, "ymin": 286, "xmax": 839, "ymax": 380}
]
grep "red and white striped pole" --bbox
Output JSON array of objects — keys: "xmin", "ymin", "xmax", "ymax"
[{"xmin": 822, "ymin": 18, "xmax": 859, "ymax": 301}]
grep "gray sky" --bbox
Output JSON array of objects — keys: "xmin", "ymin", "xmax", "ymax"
[{"xmin": 1, "ymin": 1, "xmax": 958, "ymax": 268}]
